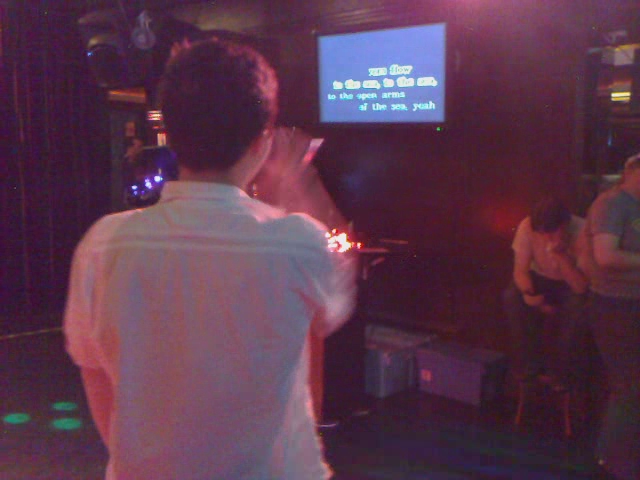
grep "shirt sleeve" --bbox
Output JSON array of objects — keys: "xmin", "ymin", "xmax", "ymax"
[
  {"xmin": 590, "ymin": 193, "xmax": 626, "ymax": 238},
  {"xmin": 312, "ymin": 249, "xmax": 358, "ymax": 338},
  {"xmin": 512, "ymin": 217, "xmax": 532, "ymax": 256},
  {"xmin": 289, "ymin": 215, "xmax": 358, "ymax": 338},
  {"xmin": 63, "ymin": 238, "xmax": 102, "ymax": 369}
]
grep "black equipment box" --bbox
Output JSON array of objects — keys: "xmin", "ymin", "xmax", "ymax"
[{"xmin": 416, "ymin": 341, "xmax": 507, "ymax": 406}]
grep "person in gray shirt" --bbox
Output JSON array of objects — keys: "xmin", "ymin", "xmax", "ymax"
[{"xmin": 580, "ymin": 153, "xmax": 640, "ymax": 480}]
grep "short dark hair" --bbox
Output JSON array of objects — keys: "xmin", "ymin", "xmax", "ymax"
[
  {"xmin": 530, "ymin": 196, "xmax": 571, "ymax": 233},
  {"xmin": 157, "ymin": 37, "xmax": 278, "ymax": 171}
]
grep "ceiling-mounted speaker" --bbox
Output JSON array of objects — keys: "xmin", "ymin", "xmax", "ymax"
[
  {"xmin": 79, "ymin": 9, "xmax": 204, "ymax": 92},
  {"xmin": 131, "ymin": 10, "xmax": 156, "ymax": 50},
  {"xmin": 85, "ymin": 32, "xmax": 128, "ymax": 88},
  {"xmin": 79, "ymin": 9, "xmax": 152, "ymax": 89}
]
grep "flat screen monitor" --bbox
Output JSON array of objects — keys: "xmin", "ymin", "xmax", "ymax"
[{"xmin": 317, "ymin": 23, "xmax": 447, "ymax": 125}]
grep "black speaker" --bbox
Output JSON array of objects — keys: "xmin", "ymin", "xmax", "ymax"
[
  {"xmin": 79, "ymin": 9, "xmax": 152, "ymax": 89},
  {"xmin": 78, "ymin": 10, "xmax": 203, "ymax": 91}
]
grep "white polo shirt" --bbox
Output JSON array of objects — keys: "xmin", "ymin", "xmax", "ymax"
[{"xmin": 64, "ymin": 181, "xmax": 357, "ymax": 480}]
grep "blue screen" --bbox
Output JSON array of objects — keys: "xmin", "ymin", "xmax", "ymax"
[{"xmin": 318, "ymin": 23, "xmax": 446, "ymax": 124}]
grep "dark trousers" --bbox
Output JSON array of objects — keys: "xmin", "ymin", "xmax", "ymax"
[
  {"xmin": 589, "ymin": 293, "xmax": 640, "ymax": 480},
  {"xmin": 502, "ymin": 272, "xmax": 588, "ymax": 385}
]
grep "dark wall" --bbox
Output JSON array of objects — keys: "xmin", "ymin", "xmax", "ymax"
[
  {"xmin": 3, "ymin": 0, "xmax": 637, "ymax": 345},
  {"xmin": 1, "ymin": 2, "xmax": 111, "ymax": 331},
  {"xmin": 245, "ymin": 0, "xmax": 598, "ymax": 343},
  {"xmin": 269, "ymin": 0, "xmax": 588, "ymax": 224}
]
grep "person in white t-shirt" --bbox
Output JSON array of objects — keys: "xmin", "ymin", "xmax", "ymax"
[
  {"xmin": 64, "ymin": 37, "xmax": 357, "ymax": 480},
  {"xmin": 502, "ymin": 195, "xmax": 588, "ymax": 387}
]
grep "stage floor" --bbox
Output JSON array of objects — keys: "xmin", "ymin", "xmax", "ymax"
[{"xmin": 2, "ymin": 327, "xmax": 607, "ymax": 479}]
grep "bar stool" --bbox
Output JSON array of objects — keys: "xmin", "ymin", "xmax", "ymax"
[{"xmin": 514, "ymin": 374, "xmax": 572, "ymax": 437}]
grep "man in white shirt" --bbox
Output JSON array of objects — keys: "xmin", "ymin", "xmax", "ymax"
[
  {"xmin": 502, "ymin": 196, "xmax": 588, "ymax": 387},
  {"xmin": 64, "ymin": 37, "xmax": 357, "ymax": 480}
]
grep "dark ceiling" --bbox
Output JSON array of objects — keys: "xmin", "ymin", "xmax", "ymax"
[
  {"xmin": 3, "ymin": 0, "xmax": 638, "ymax": 43},
  {"xmin": 15, "ymin": 0, "xmax": 640, "ymax": 21},
  {"xmin": 32, "ymin": 0, "xmax": 206, "ymax": 16}
]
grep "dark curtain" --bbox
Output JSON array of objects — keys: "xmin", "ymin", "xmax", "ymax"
[{"xmin": 1, "ymin": 1, "xmax": 111, "ymax": 332}]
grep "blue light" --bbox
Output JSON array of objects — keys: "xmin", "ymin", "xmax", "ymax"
[{"xmin": 154, "ymin": 175, "xmax": 163, "ymax": 183}]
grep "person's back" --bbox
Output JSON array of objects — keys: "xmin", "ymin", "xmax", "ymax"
[{"xmin": 64, "ymin": 37, "xmax": 357, "ymax": 480}]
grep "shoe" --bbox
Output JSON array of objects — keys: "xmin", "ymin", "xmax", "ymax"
[
  {"xmin": 316, "ymin": 419, "xmax": 340, "ymax": 429},
  {"xmin": 513, "ymin": 366, "xmax": 546, "ymax": 382},
  {"xmin": 592, "ymin": 458, "xmax": 624, "ymax": 480},
  {"xmin": 352, "ymin": 407, "xmax": 372, "ymax": 417},
  {"xmin": 536, "ymin": 373, "xmax": 568, "ymax": 392}
]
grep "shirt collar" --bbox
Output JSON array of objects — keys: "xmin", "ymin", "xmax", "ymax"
[{"xmin": 159, "ymin": 181, "xmax": 250, "ymax": 203}]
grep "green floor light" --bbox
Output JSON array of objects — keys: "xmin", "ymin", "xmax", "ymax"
[
  {"xmin": 51, "ymin": 417, "xmax": 83, "ymax": 431},
  {"xmin": 3, "ymin": 413, "xmax": 31, "ymax": 425},
  {"xmin": 52, "ymin": 401, "xmax": 78, "ymax": 412}
]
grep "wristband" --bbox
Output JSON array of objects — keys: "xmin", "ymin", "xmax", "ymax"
[{"xmin": 522, "ymin": 289, "xmax": 536, "ymax": 296}]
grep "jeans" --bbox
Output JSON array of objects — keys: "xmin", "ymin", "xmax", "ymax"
[
  {"xmin": 502, "ymin": 272, "xmax": 588, "ymax": 385},
  {"xmin": 589, "ymin": 292, "xmax": 640, "ymax": 480}
]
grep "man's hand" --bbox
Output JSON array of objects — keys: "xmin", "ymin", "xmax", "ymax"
[
  {"xmin": 523, "ymin": 293, "xmax": 556, "ymax": 315},
  {"xmin": 538, "ymin": 303, "xmax": 557, "ymax": 315},
  {"xmin": 81, "ymin": 367, "xmax": 113, "ymax": 446},
  {"xmin": 523, "ymin": 292, "xmax": 545, "ymax": 307},
  {"xmin": 266, "ymin": 126, "xmax": 313, "ymax": 176},
  {"xmin": 253, "ymin": 126, "xmax": 313, "ymax": 204},
  {"xmin": 548, "ymin": 249, "xmax": 589, "ymax": 294}
]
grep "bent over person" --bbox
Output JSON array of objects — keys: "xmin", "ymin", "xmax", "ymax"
[
  {"xmin": 503, "ymin": 196, "xmax": 588, "ymax": 387},
  {"xmin": 63, "ymin": 37, "xmax": 357, "ymax": 480}
]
